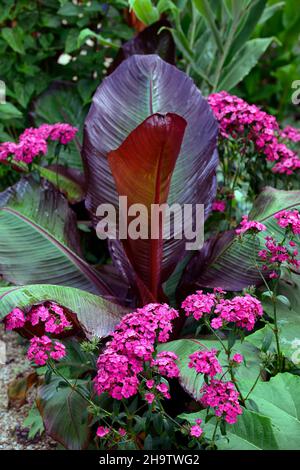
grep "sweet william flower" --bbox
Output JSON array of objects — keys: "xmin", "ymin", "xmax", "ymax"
[
  {"xmin": 0, "ymin": 123, "xmax": 78, "ymax": 164},
  {"xmin": 208, "ymin": 91, "xmax": 300, "ymax": 175},
  {"xmin": 94, "ymin": 303, "xmax": 179, "ymax": 401},
  {"xmin": 232, "ymin": 353, "xmax": 243, "ymax": 364},
  {"xmin": 201, "ymin": 379, "xmax": 242, "ymax": 424},
  {"xmin": 182, "ymin": 290, "xmax": 216, "ymax": 320},
  {"xmin": 5, "ymin": 308, "xmax": 26, "ymax": 330},
  {"xmin": 96, "ymin": 426, "xmax": 110, "ymax": 438},
  {"xmin": 212, "ymin": 200, "xmax": 226, "ymax": 212},
  {"xmin": 274, "ymin": 209, "xmax": 300, "ymax": 235},
  {"xmin": 153, "ymin": 351, "xmax": 179, "ymax": 378},
  {"xmin": 190, "ymin": 425, "xmax": 203, "ymax": 438},
  {"xmin": 145, "ymin": 392, "xmax": 155, "ymax": 404},
  {"xmin": 214, "ymin": 294, "xmax": 263, "ymax": 331},
  {"xmin": 236, "ymin": 215, "xmax": 266, "ymax": 235},
  {"xmin": 188, "ymin": 349, "xmax": 222, "ymax": 377},
  {"xmin": 27, "ymin": 335, "xmax": 66, "ymax": 366}
]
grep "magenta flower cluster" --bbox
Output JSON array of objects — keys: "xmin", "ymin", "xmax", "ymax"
[
  {"xmin": 235, "ymin": 215, "xmax": 266, "ymax": 235},
  {"xmin": 188, "ymin": 349, "xmax": 222, "ymax": 377},
  {"xmin": 187, "ymin": 347, "xmax": 243, "ymax": 425},
  {"xmin": 201, "ymin": 379, "xmax": 242, "ymax": 424},
  {"xmin": 212, "ymin": 200, "xmax": 226, "ymax": 212},
  {"xmin": 213, "ymin": 294, "xmax": 263, "ymax": 331},
  {"xmin": 274, "ymin": 209, "xmax": 300, "ymax": 235},
  {"xmin": 5, "ymin": 302, "xmax": 72, "ymax": 334},
  {"xmin": 27, "ymin": 335, "xmax": 66, "ymax": 366},
  {"xmin": 94, "ymin": 303, "xmax": 179, "ymax": 401},
  {"xmin": 0, "ymin": 123, "xmax": 77, "ymax": 164},
  {"xmin": 208, "ymin": 91, "xmax": 300, "ymax": 175},
  {"xmin": 259, "ymin": 236, "xmax": 300, "ymax": 278},
  {"xmin": 4, "ymin": 302, "xmax": 72, "ymax": 366},
  {"xmin": 280, "ymin": 126, "xmax": 300, "ymax": 143},
  {"xmin": 182, "ymin": 289, "xmax": 263, "ymax": 331}
]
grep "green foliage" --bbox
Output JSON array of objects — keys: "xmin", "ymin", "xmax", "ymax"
[
  {"xmin": 23, "ymin": 404, "xmax": 45, "ymax": 439},
  {"xmin": 0, "ymin": 0, "xmax": 131, "ymax": 138}
]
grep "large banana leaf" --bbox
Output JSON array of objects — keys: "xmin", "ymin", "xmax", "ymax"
[
  {"xmin": 180, "ymin": 187, "xmax": 300, "ymax": 291},
  {"xmin": 0, "ymin": 178, "xmax": 115, "ymax": 297},
  {"xmin": 0, "ymin": 284, "xmax": 128, "ymax": 338},
  {"xmin": 83, "ymin": 54, "xmax": 218, "ymax": 300},
  {"xmin": 108, "ymin": 113, "xmax": 186, "ymax": 299}
]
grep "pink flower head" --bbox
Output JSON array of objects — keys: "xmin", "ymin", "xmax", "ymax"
[
  {"xmin": 236, "ymin": 215, "xmax": 266, "ymax": 235},
  {"xmin": 232, "ymin": 353, "xmax": 243, "ymax": 364},
  {"xmin": 145, "ymin": 392, "xmax": 155, "ymax": 404},
  {"xmin": 182, "ymin": 290, "xmax": 216, "ymax": 320},
  {"xmin": 211, "ymin": 317, "xmax": 223, "ymax": 329},
  {"xmin": 280, "ymin": 126, "xmax": 300, "ymax": 143},
  {"xmin": 274, "ymin": 210, "xmax": 300, "ymax": 235},
  {"xmin": 190, "ymin": 424, "xmax": 203, "ymax": 438},
  {"xmin": 0, "ymin": 123, "xmax": 77, "ymax": 165},
  {"xmin": 156, "ymin": 382, "xmax": 170, "ymax": 399},
  {"xmin": 201, "ymin": 379, "xmax": 242, "ymax": 424},
  {"xmin": 27, "ymin": 335, "xmax": 66, "ymax": 366},
  {"xmin": 146, "ymin": 379, "xmax": 155, "ymax": 389},
  {"xmin": 94, "ymin": 303, "xmax": 179, "ymax": 401},
  {"xmin": 153, "ymin": 351, "xmax": 179, "ymax": 378},
  {"xmin": 259, "ymin": 235, "xmax": 300, "ymax": 275},
  {"xmin": 212, "ymin": 200, "xmax": 226, "ymax": 212},
  {"xmin": 188, "ymin": 349, "xmax": 222, "ymax": 377},
  {"xmin": 27, "ymin": 302, "xmax": 72, "ymax": 334},
  {"xmin": 0, "ymin": 141, "xmax": 18, "ymax": 161},
  {"xmin": 5, "ymin": 308, "xmax": 26, "ymax": 330},
  {"xmin": 208, "ymin": 91, "xmax": 300, "ymax": 175},
  {"xmin": 214, "ymin": 294, "xmax": 263, "ymax": 331},
  {"xmin": 96, "ymin": 426, "xmax": 110, "ymax": 438},
  {"xmin": 118, "ymin": 428, "xmax": 126, "ymax": 437}
]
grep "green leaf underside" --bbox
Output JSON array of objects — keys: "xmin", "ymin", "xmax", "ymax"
[{"xmin": 0, "ymin": 284, "xmax": 128, "ymax": 338}]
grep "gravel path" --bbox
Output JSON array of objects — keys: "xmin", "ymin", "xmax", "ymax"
[{"xmin": 0, "ymin": 325, "xmax": 56, "ymax": 450}]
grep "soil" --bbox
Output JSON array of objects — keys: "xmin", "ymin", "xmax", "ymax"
[{"xmin": 0, "ymin": 325, "xmax": 56, "ymax": 450}]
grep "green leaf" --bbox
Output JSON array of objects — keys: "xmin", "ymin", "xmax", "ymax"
[
  {"xmin": 0, "ymin": 284, "xmax": 127, "ymax": 338},
  {"xmin": 37, "ymin": 165, "xmax": 85, "ymax": 204},
  {"xmin": 1, "ymin": 27, "xmax": 25, "ymax": 54},
  {"xmin": 158, "ymin": 338, "xmax": 261, "ymax": 400},
  {"xmin": 129, "ymin": 0, "xmax": 160, "ymax": 25},
  {"xmin": 247, "ymin": 276, "xmax": 300, "ymax": 362},
  {"xmin": 77, "ymin": 28, "xmax": 119, "ymax": 49},
  {"xmin": 193, "ymin": 0, "xmax": 223, "ymax": 52},
  {"xmin": 179, "ymin": 409, "xmax": 279, "ymax": 449},
  {"xmin": 248, "ymin": 373, "xmax": 300, "ymax": 449},
  {"xmin": 0, "ymin": 102, "xmax": 22, "ymax": 120},
  {"xmin": 36, "ymin": 376, "xmax": 90, "ymax": 450},
  {"xmin": 218, "ymin": 38, "xmax": 273, "ymax": 91},
  {"xmin": 23, "ymin": 405, "xmax": 45, "ymax": 440},
  {"xmin": 228, "ymin": 0, "xmax": 267, "ymax": 59}
]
